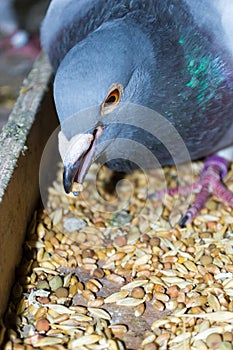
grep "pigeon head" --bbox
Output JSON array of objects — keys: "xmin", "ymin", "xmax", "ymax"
[{"xmin": 54, "ymin": 20, "xmax": 154, "ymax": 195}]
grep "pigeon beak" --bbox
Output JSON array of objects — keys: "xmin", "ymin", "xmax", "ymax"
[
  {"xmin": 63, "ymin": 159, "xmax": 84, "ymax": 194},
  {"xmin": 59, "ymin": 125, "xmax": 103, "ymax": 195}
]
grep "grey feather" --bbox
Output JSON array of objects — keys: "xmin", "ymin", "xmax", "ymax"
[{"xmin": 41, "ymin": 0, "xmax": 233, "ymax": 172}]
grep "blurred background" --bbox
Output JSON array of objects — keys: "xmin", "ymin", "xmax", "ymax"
[{"xmin": 0, "ymin": 0, "xmax": 50, "ymax": 131}]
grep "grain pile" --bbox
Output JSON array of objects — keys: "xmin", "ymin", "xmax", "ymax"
[{"xmin": 2, "ymin": 161, "xmax": 233, "ymax": 350}]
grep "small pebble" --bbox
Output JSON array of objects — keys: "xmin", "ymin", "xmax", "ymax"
[
  {"xmin": 37, "ymin": 280, "xmax": 50, "ymax": 290},
  {"xmin": 219, "ymin": 342, "xmax": 233, "ymax": 350},
  {"xmin": 82, "ymin": 249, "xmax": 95, "ymax": 258},
  {"xmin": 110, "ymin": 211, "xmax": 131, "ymax": 226},
  {"xmin": 206, "ymin": 333, "xmax": 222, "ymax": 349},
  {"xmin": 206, "ymin": 200, "xmax": 217, "ymax": 211},
  {"xmin": 131, "ymin": 287, "xmax": 145, "ymax": 299},
  {"xmin": 55, "ymin": 287, "xmax": 69, "ymax": 298},
  {"xmin": 48, "ymin": 276, "xmax": 63, "ymax": 291},
  {"xmin": 63, "ymin": 217, "xmax": 87, "ymax": 232},
  {"xmin": 21, "ymin": 324, "xmax": 34, "ymax": 338},
  {"xmin": 35, "ymin": 318, "xmax": 50, "ymax": 332},
  {"xmin": 37, "ymin": 297, "xmax": 50, "ymax": 304},
  {"xmin": 114, "ymin": 235, "xmax": 127, "ymax": 247}
]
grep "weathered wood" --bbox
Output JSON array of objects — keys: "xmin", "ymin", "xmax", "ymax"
[{"xmin": 0, "ymin": 54, "xmax": 58, "ymax": 318}]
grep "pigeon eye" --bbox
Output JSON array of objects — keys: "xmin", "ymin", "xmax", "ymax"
[
  {"xmin": 101, "ymin": 84, "xmax": 123, "ymax": 115},
  {"xmin": 104, "ymin": 89, "xmax": 120, "ymax": 106}
]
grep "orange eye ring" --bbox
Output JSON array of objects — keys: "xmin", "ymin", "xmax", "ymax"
[
  {"xmin": 101, "ymin": 83, "xmax": 123, "ymax": 115},
  {"xmin": 104, "ymin": 88, "xmax": 120, "ymax": 106}
]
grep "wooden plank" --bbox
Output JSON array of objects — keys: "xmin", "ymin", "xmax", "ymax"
[{"xmin": 0, "ymin": 54, "xmax": 58, "ymax": 318}]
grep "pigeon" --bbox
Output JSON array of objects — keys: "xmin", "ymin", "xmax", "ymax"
[{"xmin": 41, "ymin": 0, "xmax": 233, "ymax": 225}]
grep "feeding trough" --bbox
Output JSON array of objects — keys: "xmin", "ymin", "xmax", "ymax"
[{"xmin": 0, "ymin": 54, "xmax": 58, "ymax": 319}]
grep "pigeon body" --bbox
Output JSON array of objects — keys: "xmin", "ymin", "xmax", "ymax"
[{"xmin": 41, "ymin": 0, "xmax": 233, "ymax": 189}]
